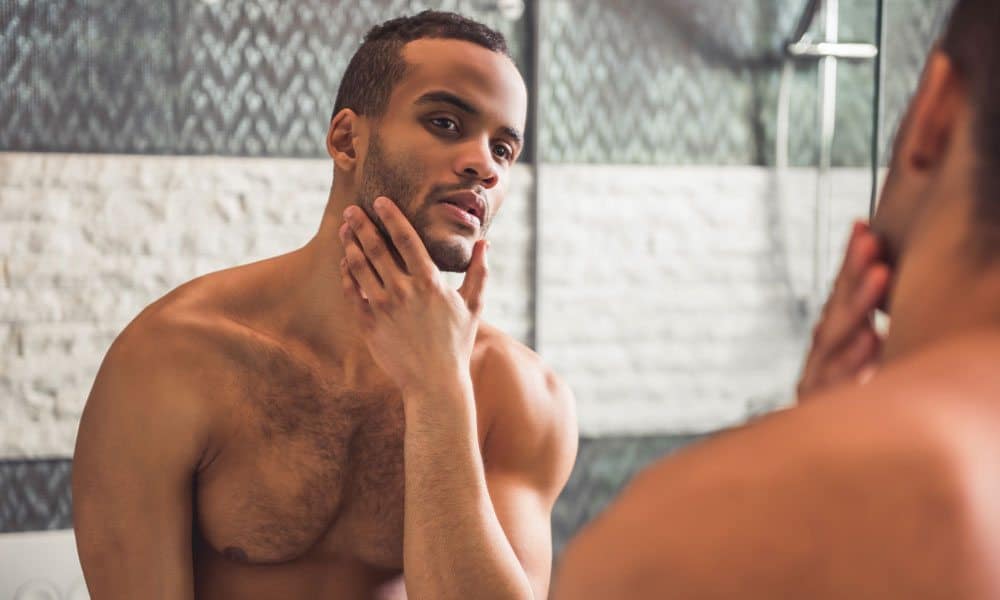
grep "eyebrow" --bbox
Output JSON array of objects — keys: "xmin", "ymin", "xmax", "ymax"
[
  {"xmin": 500, "ymin": 126, "xmax": 524, "ymax": 148},
  {"xmin": 415, "ymin": 90, "xmax": 524, "ymax": 147},
  {"xmin": 415, "ymin": 90, "xmax": 478, "ymax": 115}
]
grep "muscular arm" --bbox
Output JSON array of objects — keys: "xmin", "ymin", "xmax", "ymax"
[
  {"xmin": 553, "ymin": 382, "xmax": 991, "ymax": 599},
  {"xmin": 337, "ymin": 200, "xmax": 578, "ymax": 599},
  {"xmin": 483, "ymin": 358, "xmax": 578, "ymax": 598},
  {"xmin": 73, "ymin": 327, "xmax": 215, "ymax": 600},
  {"xmin": 402, "ymin": 346, "xmax": 577, "ymax": 600}
]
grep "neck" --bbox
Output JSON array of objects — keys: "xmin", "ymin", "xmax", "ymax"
[
  {"xmin": 882, "ymin": 230, "xmax": 1000, "ymax": 363},
  {"xmin": 262, "ymin": 185, "xmax": 381, "ymax": 382}
]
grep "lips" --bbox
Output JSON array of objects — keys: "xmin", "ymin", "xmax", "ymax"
[{"xmin": 438, "ymin": 191, "xmax": 486, "ymax": 225}]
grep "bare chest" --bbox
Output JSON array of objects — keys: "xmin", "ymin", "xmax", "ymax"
[{"xmin": 196, "ymin": 354, "xmax": 408, "ymax": 570}]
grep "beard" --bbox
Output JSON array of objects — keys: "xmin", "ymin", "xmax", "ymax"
[{"xmin": 356, "ymin": 131, "xmax": 481, "ymax": 273}]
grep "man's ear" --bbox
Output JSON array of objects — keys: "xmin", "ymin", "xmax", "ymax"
[
  {"xmin": 328, "ymin": 109, "xmax": 363, "ymax": 172},
  {"xmin": 895, "ymin": 50, "xmax": 968, "ymax": 174}
]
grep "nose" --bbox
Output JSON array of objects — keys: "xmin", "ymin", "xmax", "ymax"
[{"xmin": 455, "ymin": 137, "xmax": 499, "ymax": 189}]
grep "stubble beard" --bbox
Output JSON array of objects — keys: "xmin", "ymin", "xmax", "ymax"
[{"xmin": 356, "ymin": 131, "xmax": 476, "ymax": 273}]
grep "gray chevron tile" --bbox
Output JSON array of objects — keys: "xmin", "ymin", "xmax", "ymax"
[
  {"xmin": 0, "ymin": 459, "xmax": 73, "ymax": 533},
  {"xmin": 0, "ymin": 0, "xmax": 527, "ymax": 156}
]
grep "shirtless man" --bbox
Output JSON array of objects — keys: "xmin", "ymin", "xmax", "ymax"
[
  {"xmin": 554, "ymin": 1, "xmax": 1000, "ymax": 597},
  {"xmin": 72, "ymin": 12, "xmax": 577, "ymax": 599}
]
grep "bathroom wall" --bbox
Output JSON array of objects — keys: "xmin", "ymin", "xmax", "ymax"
[
  {"xmin": 0, "ymin": 0, "xmax": 950, "ymax": 558},
  {"xmin": 0, "ymin": 154, "xmax": 534, "ymax": 457},
  {"xmin": 0, "ymin": 0, "xmax": 535, "ymax": 544},
  {"xmin": 539, "ymin": 165, "xmax": 872, "ymax": 435}
]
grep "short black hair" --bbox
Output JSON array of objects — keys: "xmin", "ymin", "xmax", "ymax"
[
  {"xmin": 939, "ymin": 0, "xmax": 1000, "ymax": 227},
  {"xmin": 332, "ymin": 11, "xmax": 510, "ymax": 120}
]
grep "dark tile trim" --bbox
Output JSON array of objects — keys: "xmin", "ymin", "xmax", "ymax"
[
  {"xmin": 1, "ymin": 434, "xmax": 703, "ymax": 551},
  {"xmin": 0, "ymin": 458, "xmax": 74, "ymax": 533}
]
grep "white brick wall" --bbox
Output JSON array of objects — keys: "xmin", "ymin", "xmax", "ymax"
[
  {"xmin": 0, "ymin": 153, "xmax": 532, "ymax": 458},
  {"xmin": 537, "ymin": 165, "xmax": 873, "ymax": 435},
  {"xmin": 0, "ymin": 152, "xmax": 874, "ymax": 456}
]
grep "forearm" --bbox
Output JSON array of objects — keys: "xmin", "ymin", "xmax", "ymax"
[{"xmin": 402, "ymin": 378, "xmax": 533, "ymax": 600}]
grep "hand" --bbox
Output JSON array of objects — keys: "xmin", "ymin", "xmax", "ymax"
[
  {"xmin": 797, "ymin": 221, "xmax": 890, "ymax": 402},
  {"xmin": 338, "ymin": 197, "xmax": 488, "ymax": 396}
]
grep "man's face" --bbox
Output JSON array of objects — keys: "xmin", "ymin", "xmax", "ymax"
[{"xmin": 355, "ymin": 38, "xmax": 528, "ymax": 272}]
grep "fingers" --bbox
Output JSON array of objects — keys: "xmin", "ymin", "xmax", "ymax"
[
  {"xmin": 832, "ymin": 326, "xmax": 881, "ymax": 382},
  {"xmin": 342, "ymin": 205, "xmax": 398, "ymax": 285},
  {"xmin": 800, "ymin": 326, "xmax": 881, "ymax": 400},
  {"xmin": 799, "ymin": 222, "xmax": 891, "ymax": 401},
  {"xmin": 458, "ymin": 240, "xmax": 489, "ymax": 315},
  {"xmin": 340, "ymin": 197, "xmax": 485, "ymax": 318},
  {"xmin": 371, "ymin": 197, "xmax": 437, "ymax": 283},
  {"xmin": 816, "ymin": 262, "xmax": 890, "ymax": 357},
  {"xmin": 828, "ymin": 222, "xmax": 881, "ymax": 311},
  {"xmin": 339, "ymin": 254, "xmax": 374, "ymax": 327},
  {"xmin": 339, "ymin": 221, "xmax": 387, "ymax": 305},
  {"xmin": 814, "ymin": 223, "xmax": 887, "ymax": 350}
]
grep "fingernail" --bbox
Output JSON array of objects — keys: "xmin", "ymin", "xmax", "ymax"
[
  {"xmin": 343, "ymin": 207, "xmax": 354, "ymax": 221},
  {"xmin": 374, "ymin": 197, "xmax": 387, "ymax": 211}
]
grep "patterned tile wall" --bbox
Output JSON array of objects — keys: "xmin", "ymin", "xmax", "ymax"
[
  {"xmin": 2, "ymin": 0, "xmax": 948, "ymax": 164},
  {"xmin": 0, "ymin": 0, "xmax": 528, "ymax": 156},
  {"xmin": 0, "ymin": 459, "xmax": 72, "ymax": 533},
  {"xmin": 535, "ymin": 0, "xmax": 937, "ymax": 169},
  {"xmin": 538, "ymin": 0, "xmax": 949, "ymax": 166},
  {"xmin": 539, "ymin": 0, "xmax": 766, "ymax": 165}
]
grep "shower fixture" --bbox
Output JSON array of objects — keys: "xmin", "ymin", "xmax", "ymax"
[{"xmin": 776, "ymin": 0, "xmax": 881, "ymax": 319}]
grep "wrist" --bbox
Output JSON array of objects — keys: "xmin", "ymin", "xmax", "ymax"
[
  {"xmin": 401, "ymin": 372, "xmax": 474, "ymax": 403},
  {"xmin": 402, "ymin": 373, "xmax": 476, "ymax": 428},
  {"xmin": 398, "ymin": 360, "xmax": 472, "ymax": 395}
]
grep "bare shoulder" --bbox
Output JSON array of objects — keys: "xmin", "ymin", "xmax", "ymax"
[
  {"xmin": 101, "ymin": 298, "xmax": 230, "ymax": 393},
  {"xmin": 473, "ymin": 323, "xmax": 578, "ymax": 492},
  {"xmin": 95, "ymin": 261, "xmax": 280, "ymax": 400},
  {"xmin": 72, "ymin": 288, "xmax": 256, "ymax": 596},
  {"xmin": 79, "ymin": 290, "xmax": 253, "ymax": 466},
  {"xmin": 473, "ymin": 323, "xmax": 576, "ymax": 430},
  {"xmin": 556, "ymin": 347, "xmax": 1000, "ymax": 599},
  {"xmin": 80, "ymin": 256, "xmax": 322, "ymax": 464}
]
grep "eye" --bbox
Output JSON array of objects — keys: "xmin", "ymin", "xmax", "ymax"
[
  {"xmin": 429, "ymin": 117, "xmax": 459, "ymax": 133},
  {"xmin": 493, "ymin": 143, "xmax": 513, "ymax": 161}
]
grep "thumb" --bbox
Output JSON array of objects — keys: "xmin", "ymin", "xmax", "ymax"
[{"xmin": 458, "ymin": 240, "xmax": 489, "ymax": 315}]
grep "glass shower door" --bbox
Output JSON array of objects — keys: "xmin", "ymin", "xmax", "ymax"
[{"xmin": 534, "ymin": 0, "xmax": 884, "ymax": 436}]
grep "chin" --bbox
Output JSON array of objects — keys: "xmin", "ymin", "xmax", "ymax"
[{"xmin": 424, "ymin": 236, "xmax": 474, "ymax": 273}]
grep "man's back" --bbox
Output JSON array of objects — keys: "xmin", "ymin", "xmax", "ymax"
[
  {"xmin": 555, "ymin": 331, "xmax": 1000, "ymax": 599},
  {"xmin": 554, "ymin": 1, "xmax": 1000, "ymax": 594}
]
